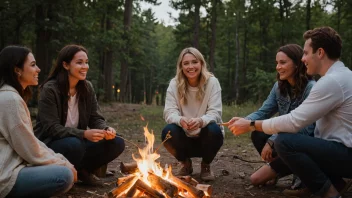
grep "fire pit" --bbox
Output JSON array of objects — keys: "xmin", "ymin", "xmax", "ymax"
[{"xmin": 108, "ymin": 125, "xmax": 212, "ymax": 198}]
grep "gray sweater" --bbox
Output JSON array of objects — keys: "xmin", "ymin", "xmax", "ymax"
[
  {"xmin": 0, "ymin": 85, "xmax": 73, "ymax": 198},
  {"xmin": 263, "ymin": 61, "xmax": 352, "ymax": 147}
]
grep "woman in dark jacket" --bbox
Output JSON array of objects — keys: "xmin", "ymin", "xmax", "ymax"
[{"xmin": 34, "ymin": 44, "xmax": 125, "ymax": 186}]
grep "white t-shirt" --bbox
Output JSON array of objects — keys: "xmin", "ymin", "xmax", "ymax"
[{"xmin": 65, "ymin": 94, "xmax": 79, "ymax": 128}]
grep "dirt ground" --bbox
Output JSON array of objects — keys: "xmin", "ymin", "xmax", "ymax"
[{"xmin": 52, "ymin": 103, "xmax": 351, "ymax": 198}]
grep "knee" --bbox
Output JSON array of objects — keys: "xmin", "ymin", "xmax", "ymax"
[
  {"xmin": 108, "ymin": 137, "xmax": 125, "ymax": 156},
  {"xmin": 250, "ymin": 173, "xmax": 263, "ymax": 186},
  {"xmin": 161, "ymin": 124, "xmax": 182, "ymax": 141},
  {"xmin": 205, "ymin": 123, "xmax": 223, "ymax": 140},
  {"xmin": 251, "ymin": 131, "xmax": 264, "ymax": 143},
  {"xmin": 63, "ymin": 137, "xmax": 86, "ymax": 155},
  {"xmin": 56, "ymin": 166, "xmax": 74, "ymax": 194}
]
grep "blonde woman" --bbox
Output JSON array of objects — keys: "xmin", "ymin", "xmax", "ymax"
[{"xmin": 162, "ymin": 47, "xmax": 223, "ymax": 181}]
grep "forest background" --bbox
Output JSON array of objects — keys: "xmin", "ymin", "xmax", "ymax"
[{"xmin": 1, "ymin": 0, "xmax": 351, "ymax": 106}]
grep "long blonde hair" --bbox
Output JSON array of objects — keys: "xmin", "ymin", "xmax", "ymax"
[{"xmin": 175, "ymin": 47, "xmax": 213, "ymax": 104}]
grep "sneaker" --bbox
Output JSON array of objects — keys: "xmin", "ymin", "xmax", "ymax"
[
  {"xmin": 78, "ymin": 170, "xmax": 104, "ymax": 186},
  {"xmin": 282, "ymin": 187, "xmax": 311, "ymax": 197},
  {"xmin": 200, "ymin": 163, "xmax": 215, "ymax": 181},
  {"xmin": 176, "ymin": 158, "xmax": 193, "ymax": 176}
]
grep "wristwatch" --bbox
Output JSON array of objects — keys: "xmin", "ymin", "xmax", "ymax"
[{"xmin": 249, "ymin": 120, "xmax": 256, "ymax": 132}]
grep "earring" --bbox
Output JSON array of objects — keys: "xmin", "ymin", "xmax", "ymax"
[{"xmin": 17, "ymin": 73, "xmax": 21, "ymax": 76}]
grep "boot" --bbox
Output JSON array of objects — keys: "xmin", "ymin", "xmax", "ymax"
[
  {"xmin": 176, "ymin": 158, "xmax": 193, "ymax": 176},
  {"xmin": 200, "ymin": 162, "xmax": 215, "ymax": 181}
]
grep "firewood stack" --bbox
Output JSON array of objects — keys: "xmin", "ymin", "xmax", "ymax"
[{"xmin": 107, "ymin": 162, "xmax": 212, "ymax": 198}]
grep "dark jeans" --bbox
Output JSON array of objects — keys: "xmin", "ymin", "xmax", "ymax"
[
  {"xmin": 251, "ymin": 131, "xmax": 291, "ymax": 177},
  {"xmin": 48, "ymin": 136, "xmax": 125, "ymax": 172},
  {"xmin": 161, "ymin": 123, "xmax": 223, "ymax": 164},
  {"xmin": 275, "ymin": 133, "xmax": 352, "ymax": 196}
]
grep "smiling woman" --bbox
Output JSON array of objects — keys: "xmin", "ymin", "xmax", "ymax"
[
  {"xmin": 0, "ymin": 46, "xmax": 75, "ymax": 198},
  {"xmin": 34, "ymin": 44, "xmax": 125, "ymax": 186},
  {"xmin": 162, "ymin": 47, "xmax": 224, "ymax": 182}
]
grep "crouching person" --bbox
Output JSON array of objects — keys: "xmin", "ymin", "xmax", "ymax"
[
  {"xmin": 162, "ymin": 47, "xmax": 224, "ymax": 181},
  {"xmin": 0, "ymin": 46, "xmax": 75, "ymax": 198}
]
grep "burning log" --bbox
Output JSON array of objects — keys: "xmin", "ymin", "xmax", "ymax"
[
  {"xmin": 147, "ymin": 172, "xmax": 178, "ymax": 198},
  {"xmin": 120, "ymin": 162, "xmax": 138, "ymax": 174},
  {"xmin": 196, "ymin": 184, "xmax": 212, "ymax": 197},
  {"xmin": 108, "ymin": 175, "xmax": 138, "ymax": 198},
  {"xmin": 117, "ymin": 174, "xmax": 135, "ymax": 186},
  {"xmin": 178, "ymin": 176, "xmax": 199, "ymax": 186},
  {"xmin": 168, "ymin": 175, "xmax": 205, "ymax": 198},
  {"xmin": 132, "ymin": 179, "xmax": 165, "ymax": 198}
]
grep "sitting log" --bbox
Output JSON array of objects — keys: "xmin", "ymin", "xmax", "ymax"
[
  {"xmin": 147, "ymin": 172, "xmax": 178, "ymax": 198},
  {"xmin": 120, "ymin": 162, "xmax": 138, "ymax": 174}
]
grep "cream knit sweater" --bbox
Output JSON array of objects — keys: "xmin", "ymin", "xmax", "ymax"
[
  {"xmin": 163, "ymin": 76, "xmax": 224, "ymax": 137},
  {"xmin": 0, "ymin": 85, "xmax": 73, "ymax": 198}
]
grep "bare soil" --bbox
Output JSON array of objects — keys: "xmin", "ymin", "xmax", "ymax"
[{"xmin": 53, "ymin": 103, "xmax": 351, "ymax": 198}]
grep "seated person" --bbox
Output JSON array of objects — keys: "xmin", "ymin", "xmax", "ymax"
[
  {"xmin": 162, "ymin": 47, "xmax": 224, "ymax": 181},
  {"xmin": 0, "ymin": 46, "xmax": 75, "ymax": 197},
  {"xmin": 229, "ymin": 27, "xmax": 352, "ymax": 198},
  {"xmin": 229, "ymin": 44, "xmax": 315, "ymax": 188},
  {"xmin": 34, "ymin": 44, "xmax": 125, "ymax": 186}
]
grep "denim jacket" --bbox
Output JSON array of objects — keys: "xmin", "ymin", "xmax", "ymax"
[{"xmin": 246, "ymin": 80, "xmax": 316, "ymax": 141}]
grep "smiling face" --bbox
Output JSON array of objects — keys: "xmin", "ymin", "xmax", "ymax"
[
  {"xmin": 276, "ymin": 51, "xmax": 296, "ymax": 85},
  {"xmin": 181, "ymin": 53, "xmax": 202, "ymax": 87},
  {"xmin": 302, "ymin": 38, "xmax": 321, "ymax": 76},
  {"xmin": 63, "ymin": 50, "xmax": 89, "ymax": 85},
  {"xmin": 16, "ymin": 53, "xmax": 41, "ymax": 89}
]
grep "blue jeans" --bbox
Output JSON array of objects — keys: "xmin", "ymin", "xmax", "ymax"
[
  {"xmin": 275, "ymin": 133, "xmax": 352, "ymax": 196},
  {"xmin": 161, "ymin": 123, "xmax": 223, "ymax": 164},
  {"xmin": 7, "ymin": 165, "xmax": 73, "ymax": 197},
  {"xmin": 48, "ymin": 136, "xmax": 125, "ymax": 172}
]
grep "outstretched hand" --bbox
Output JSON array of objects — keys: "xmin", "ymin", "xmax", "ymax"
[{"xmin": 228, "ymin": 118, "xmax": 251, "ymax": 136}]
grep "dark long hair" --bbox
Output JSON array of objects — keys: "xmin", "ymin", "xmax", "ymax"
[
  {"xmin": 41, "ymin": 44, "xmax": 89, "ymax": 100},
  {"xmin": 0, "ymin": 46, "xmax": 32, "ymax": 101},
  {"xmin": 276, "ymin": 44, "xmax": 313, "ymax": 97}
]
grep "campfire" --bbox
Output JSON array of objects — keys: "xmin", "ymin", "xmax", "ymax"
[{"xmin": 108, "ymin": 125, "xmax": 212, "ymax": 198}]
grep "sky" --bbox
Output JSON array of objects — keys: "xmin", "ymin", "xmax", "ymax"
[{"xmin": 140, "ymin": 0, "xmax": 179, "ymax": 26}]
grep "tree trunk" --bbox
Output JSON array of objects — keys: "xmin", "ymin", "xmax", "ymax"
[
  {"xmin": 234, "ymin": 19, "xmax": 240, "ymax": 104},
  {"xmin": 193, "ymin": 0, "xmax": 201, "ymax": 49},
  {"xmin": 209, "ymin": 0, "xmax": 218, "ymax": 73},
  {"xmin": 119, "ymin": 0, "xmax": 133, "ymax": 102},
  {"xmin": 336, "ymin": 0, "xmax": 341, "ymax": 32},
  {"xmin": 35, "ymin": 4, "xmax": 52, "ymax": 83},
  {"xmin": 104, "ymin": 17, "xmax": 113, "ymax": 101},
  {"xmin": 306, "ymin": 0, "xmax": 311, "ymax": 30},
  {"xmin": 279, "ymin": 0, "xmax": 284, "ymax": 45}
]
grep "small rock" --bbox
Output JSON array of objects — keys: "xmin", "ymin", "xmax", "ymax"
[{"xmin": 238, "ymin": 172, "xmax": 245, "ymax": 178}]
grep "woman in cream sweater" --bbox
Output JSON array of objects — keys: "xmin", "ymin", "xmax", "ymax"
[
  {"xmin": 0, "ymin": 46, "xmax": 75, "ymax": 198},
  {"xmin": 162, "ymin": 47, "xmax": 223, "ymax": 181}
]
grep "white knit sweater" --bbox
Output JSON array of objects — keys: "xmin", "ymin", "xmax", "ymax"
[
  {"xmin": 163, "ymin": 76, "xmax": 224, "ymax": 137},
  {"xmin": 0, "ymin": 85, "xmax": 73, "ymax": 198}
]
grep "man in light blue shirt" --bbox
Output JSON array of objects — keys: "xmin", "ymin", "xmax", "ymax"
[{"xmin": 229, "ymin": 26, "xmax": 352, "ymax": 198}]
